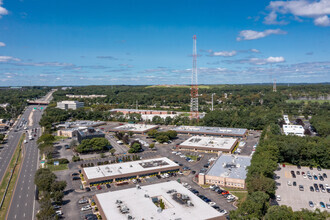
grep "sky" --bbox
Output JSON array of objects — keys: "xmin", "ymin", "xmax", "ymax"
[{"xmin": 0, "ymin": 0, "xmax": 330, "ymax": 86}]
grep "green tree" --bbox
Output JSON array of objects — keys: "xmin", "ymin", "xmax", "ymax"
[
  {"xmin": 51, "ymin": 181, "xmax": 67, "ymax": 192},
  {"xmin": 147, "ymin": 129, "xmax": 158, "ymax": 137},
  {"xmin": 156, "ymin": 135, "xmax": 169, "ymax": 143},
  {"xmin": 34, "ymin": 168, "xmax": 56, "ymax": 192},
  {"xmin": 109, "ymin": 148, "xmax": 116, "ymax": 155},
  {"xmin": 264, "ymin": 205, "xmax": 295, "ymax": 220}
]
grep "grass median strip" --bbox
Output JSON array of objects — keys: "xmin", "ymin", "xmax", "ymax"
[{"xmin": 0, "ymin": 134, "xmax": 24, "ymax": 220}]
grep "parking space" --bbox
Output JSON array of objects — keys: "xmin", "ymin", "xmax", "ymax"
[{"xmin": 275, "ymin": 165, "xmax": 330, "ymax": 211}]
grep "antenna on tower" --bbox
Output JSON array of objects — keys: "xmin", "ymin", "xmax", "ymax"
[
  {"xmin": 190, "ymin": 35, "xmax": 199, "ymax": 121},
  {"xmin": 273, "ymin": 79, "xmax": 277, "ymax": 92}
]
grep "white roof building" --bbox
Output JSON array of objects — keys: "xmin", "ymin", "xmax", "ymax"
[
  {"xmin": 283, "ymin": 115, "xmax": 290, "ymax": 124},
  {"xmin": 94, "ymin": 181, "xmax": 224, "ymax": 220},
  {"xmin": 283, "ymin": 125, "xmax": 305, "ymax": 137}
]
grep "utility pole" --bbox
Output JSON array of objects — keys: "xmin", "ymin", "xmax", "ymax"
[{"xmin": 211, "ymin": 93, "xmax": 215, "ymax": 111}]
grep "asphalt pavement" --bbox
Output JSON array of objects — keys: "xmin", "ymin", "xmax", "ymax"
[{"xmin": 0, "ymin": 107, "xmax": 31, "ymax": 185}]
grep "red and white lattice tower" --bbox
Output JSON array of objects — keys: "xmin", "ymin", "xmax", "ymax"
[{"xmin": 190, "ymin": 35, "xmax": 199, "ymax": 120}]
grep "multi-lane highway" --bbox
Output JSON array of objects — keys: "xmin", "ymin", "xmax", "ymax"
[
  {"xmin": 0, "ymin": 89, "xmax": 54, "ymax": 220},
  {"xmin": 0, "ymin": 108, "xmax": 32, "ymax": 185},
  {"xmin": 6, "ymin": 105, "xmax": 44, "ymax": 220}
]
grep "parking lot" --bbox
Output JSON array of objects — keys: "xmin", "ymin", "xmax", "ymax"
[{"xmin": 275, "ymin": 165, "xmax": 330, "ymax": 211}]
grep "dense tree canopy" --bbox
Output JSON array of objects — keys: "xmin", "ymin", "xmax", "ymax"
[{"xmin": 76, "ymin": 137, "xmax": 110, "ymax": 153}]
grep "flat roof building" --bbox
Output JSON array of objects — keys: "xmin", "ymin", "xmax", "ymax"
[
  {"xmin": 110, "ymin": 108, "xmax": 176, "ymax": 115},
  {"xmin": 177, "ymin": 136, "xmax": 238, "ymax": 153},
  {"xmin": 94, "ymin": 181, "xmax": 224, "ymax": 220},
  {"xmin": 173, "ymin": 126, "xmax": 248, "ymax": 138},
  {"xmin": 82, "ymin": 157, "xmax": 180, "ymax": 185},
  {"xmin": 282, "ymin": 124, "xmax": 305, "ymax": 137},
  {"xmin": 199, "ymin": 155, "xmax": 251, "ymax": 189},
  {"xmin": 56, "ymin": 100, "xmax": 84, "ymax": 110},
  {"xmin": 283, "ymin": 115, "xmax": 290, "ymax": 124},
  {"xmin": 77, "ymin": 127, "xmax": 105, "ymax": 143},
  {"xmin": 56, "ymin": 120, "xmax": 106, "ymax": 129},
  {"xmin": 109, "ymin": 124, "xmax": 159, "ymax": 134}
]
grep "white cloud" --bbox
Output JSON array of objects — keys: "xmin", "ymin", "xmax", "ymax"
[
  {"xmin": 265, "ymin": 0, "xmax": 330, "ymax": 27},
  {"xmin": 0, "ymin": 0, "xmax": 8, "ymax": 18},
  {"xmin": 212, "ymin": 50, "xmax": 237, "ymax": 57},
  {"xmin": 236, "ymin": 29, "xmax": 287, "ymax": 41},
  {"xmin": 314, "ymin": 15, "xmax": 330, "ymax": 26},
  {"xmin": 251, "ymin": 49, "xmax": 260, "ymax": 53},
  {"xmin": 16, "ymin": 62, "xmax": 74, "ymax": 67},
  {"xmin": 266, "ymin": 56, "xmax": 285, "ymax": 63},
  {"xmin": 0, "ymin": 42, "xmax": 5, "ymax": 47},
  {"xmin": 0, "ymin": 56, "xmax": 20, "ymax": 62}
]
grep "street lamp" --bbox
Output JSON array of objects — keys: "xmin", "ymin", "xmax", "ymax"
[{"xmin": 211, "ymin": 93, "xmax": 216, "ymax": 111}]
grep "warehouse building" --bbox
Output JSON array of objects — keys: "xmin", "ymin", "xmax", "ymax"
[
  {"xmin": 77, "ymin": 127, "xmax": 105, "ymax": 143},
  {"xmin": 109, "ymin": 124, "xmax": 159, "ymax": 134},
  {"xmin": 198, "ymin": 155, "xmax": 251, "ymax": 189},
  {"xmin": 176, "ymin": 136, "xmax": 238, "ymax": 153},
  {"xmin": 173, "ymin": 126, "xmax": 248, "ymax": 138},
  {"xmin": 56, "ymin": 100, "xmax": 84, "ymax": 110},
  {"xmin": 82, "ymin": 157, "xmax": 180, "ymax": 185},
  {"xmin": 282, "ymin": 124, "xmax": 305, "ymax": 137},
  {"xmin": 94, "ymin": 181, "xmax": 225, "ymax": 220}
]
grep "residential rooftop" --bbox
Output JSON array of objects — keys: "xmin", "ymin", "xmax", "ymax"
[
  {"xmin": 173, "ymin": 126, "xmax": 247, "ymax": 136},
  {"xmin": 207, "ymin": 155, "xmax": 251, "ymax": 180},
  {"xmin": 83, "ymin": 157, "xmax": 178, "ymax": 180},
  {"xmin": 179, "ymin": 136, "xmax": 237, "ymax": 151},
  {"xmin": 95, "ymin": 181, "xmax": 224, "ymax": 220}
]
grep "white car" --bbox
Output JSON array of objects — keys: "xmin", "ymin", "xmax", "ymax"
[
  {"xmin": 55, "ymin": 210, "xmax": 62, "ymax": 215},
  {"xmin": 220, "ymin": 209, "xmax": 227, "ymax": 214},
  {"xmin": 276, "ymin": 195, "xmax": 281, "ymax": 201},
  {"xmin": 208, "ymin": 202, "xmax": 216, "ymax": 206},
  {"xmin": 303, "ymin": 174, "xmax": 307, "ymax": 179},
  {"xmin": 164, "ymin": 173, "xmax": 170, "ymax": 178},
  {"xmin": 287, "ymin": 181, "xmax": 292, "ymax": 186},
  {"xmin": 172, "ymin": 151, "xmax": 177, "ymax": 154},
  {"xmin": 182, "ymin": 182, "xmax": 188, "ymax": 187},
  {"xmin": 81, "ymin": 205, "xmax": 92, "ymax": 211},
  {"xmin": 176, "ymin": 152, "xmax": 182, "ymax": 155}
]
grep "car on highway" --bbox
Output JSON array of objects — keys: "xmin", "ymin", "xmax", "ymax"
[{"xmin": 81, "ymin": 205, "xmax": 92, "ymax": 211}]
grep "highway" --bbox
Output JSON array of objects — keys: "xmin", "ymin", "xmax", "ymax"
[
  {"xmin": 6, "ymin": 105, "xmax": 44, "ymax": 220},
  {"xmin": 2, "ymin": 90, "xmax": 53, "ymax": 220},
  {"xmin": 0, "ymin": 107, "xmax": 32, "ymax": 185}
]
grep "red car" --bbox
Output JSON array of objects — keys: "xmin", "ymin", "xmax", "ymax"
[
  {"xmin": 282, "ymin": 164, "xmax": 286, "ymax": 167},
  {"xmin": 97, "ymin": 185, "xmax": 102, "ymax": 190},
  {"xmin": 222, "ymin": 191, "xmax": 229, "ymax": 195}
]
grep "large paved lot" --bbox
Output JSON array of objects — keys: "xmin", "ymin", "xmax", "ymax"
[{"xmin": 275, "ymin": 165, "xmax": 330, "ymax": 212}]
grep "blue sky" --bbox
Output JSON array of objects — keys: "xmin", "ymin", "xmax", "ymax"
[{"xmin": 0, "ymin": 0, "xmax": 329, "ymax": 86}]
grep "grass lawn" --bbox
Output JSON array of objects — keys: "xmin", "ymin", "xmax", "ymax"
[
  {"xmin": 221, "ymin": 186, "xmax": 247, "ymax": 192},
  {"xmin": 47, "ymin": 164, "xmax": 68, "ymax": 172},
  {"xmin": 186, "ymin": 154, "xmax": 198, "ymax": 161},
  {"xmin": 231, "ymin": 191, "xmax": 248, "ymax": 205},
  {"xmin": 54, "ymin": 136, "xmax": 68, "ymax": 141},
  {"xmin": 0, "ymin": 135, "xmax": 24, "ymax": 220}
]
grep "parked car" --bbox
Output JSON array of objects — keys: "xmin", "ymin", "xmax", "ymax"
[
  {"xmin": 71, "ymin": 173, "xmax": 79, "ymax": 176},
  {"xmin": 317, "ymin": 166, "xmax": 321, "ymax": 171},
  {"xmin": 85, "ymin": 187, "xmax": 91, "ymax": 192},
  {"xmin": 78, "ymin": 199, "xmax": 88, "ymax": 204},
  {"xmin": 97, "ymin": 185, "xmax": 102, "ymax": 190},
  {"xmin": 287, "ymin": 181, "xmax": 292, "ymax": 186},
  {"xmin": 319, "ymin": 176, "xmax": 324, "ymax": 181},
  {"xmin": 53, "ymin": 205, "xmax": 61, "ymax": 209},
  {"xmin": 299, "ymin": 185, "xmax": 304, "ymax": 191},
  {"xmin": 309, "ymin": 201, "xmax": 314, "ymax": 207},
  {"xmin": 310, "ymin": 186, "xmax": 314, "ymax": 192},
  {"xmin": 313, "ymin": 175, "xmax": 318, "ymax": 180},
  {"xmin": 320, "ymin": 202, "xmax": 325, "ymax": 208},
  {"xmin": 293, "ymin": 181, "xmax": 297, "ymax": 186},
  {"xmin": 276, "ymin": 195, "xmax": 281, "ymax": 201},
  {"xmin": 326, "ymin": 203, "xmax": 330, "ymax": 209},
  {"xmin": 106, "ymin": 184, "xmax": 111, "ymax": 188},
  {"xmin": 72, "ymin": 177, "xmax": 80, "ymax": 181},
  {"xmin": 296, "ymin": 171, "xmax": 300, "ymax": 175},
  {"xmin": 323, "ymin": 173, "xmax": 327, "ymax": 178},
  {"xmin": 81, "ymin": 205, "xmax": 92, "ymax": 211}
]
